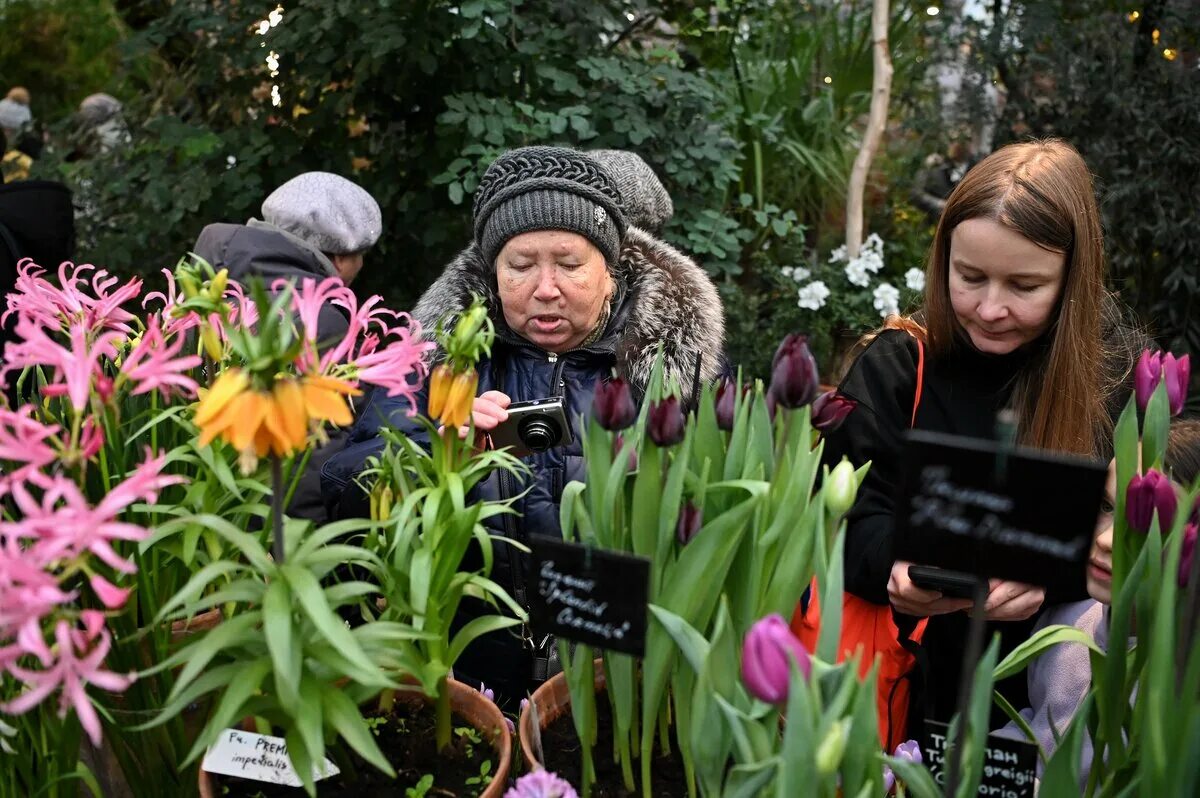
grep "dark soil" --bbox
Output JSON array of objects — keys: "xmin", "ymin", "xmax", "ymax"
[
  {"xmin": 214, "ymin": 701, "xmax": 498, "ymax": 797},
  {"xmin": 542, "ymin": 697, "xmax": 688, "ymax": 798}
]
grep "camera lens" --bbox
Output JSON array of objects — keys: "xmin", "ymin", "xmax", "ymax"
[{"xmin": 518, "ymin": 414, "xmax": 561, "ymax": 453}]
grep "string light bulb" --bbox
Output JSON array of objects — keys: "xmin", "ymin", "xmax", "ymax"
[
  {"xmin": 1163, "ymin": 48, "xmax": 1178, "ymax": 61},
  {"xmin": 823, "ymin": 76, "xmax": 832, "ymax": 84},
  {"xmin": 1127, "ymin": 10, "xmax": 1140, "ymax": 22}
]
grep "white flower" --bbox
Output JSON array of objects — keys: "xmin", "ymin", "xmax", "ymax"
[
  {"xmin": 780, "ymin": 266, "xmax": 793, "ymax": 278},
  {"xmin": 864, "ymin": 232, "xmax": 885, "ymax": 254},
  {"xmin": 225, "ymin": 155, "xmax": 237, "ymax": 169},
  {"xmin": 790, "ymin": 266, "xmax": 811, "ymax": 282},
  {"xmin": 828, "ymin": 244, "xmax": 848, "ymax": 264},
  {"xmin": 797, "ymin": 280, "xmax": 831, "ymax": 311},
  {"xmin": 873, "ymin": 282, "xmax": 901, "ymax": 319},
  {"xmin": 858, "ymin": 249, "xmax": 884, "ymax": 273},
  {"xmin": 844, "ymin": 258, "xmax": 871, "ymax": 287},
  {"xmin": 904, "ymin": 267, "xmax": 926, "ymax": 292}
]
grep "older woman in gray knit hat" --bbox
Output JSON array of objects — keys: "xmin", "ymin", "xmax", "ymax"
[{"xmin": 323, "ymin": 145, "xmax": 725, "ymax": 705}]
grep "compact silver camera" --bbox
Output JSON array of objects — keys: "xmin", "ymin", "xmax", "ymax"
[{"xmin": 489, "ymin": 397, "xmax": 573, "ymax": 458}]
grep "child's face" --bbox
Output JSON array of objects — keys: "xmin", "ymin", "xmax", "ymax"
[{"xmin": 1087, "ymin": 460, "xmax": 1117, "ymax": 604}]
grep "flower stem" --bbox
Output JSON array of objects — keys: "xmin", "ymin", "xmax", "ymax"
[
  {"xmin": 434, "ymin": 675, "xmax": 451, "ymax": 752},
  {"xmin": 270, "ymin": 455, "xmax": 284, "ymax": 564}
]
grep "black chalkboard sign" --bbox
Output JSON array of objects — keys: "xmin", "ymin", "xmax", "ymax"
[
  {"xmin": 923, "ymin": 720, "xmax": 1038, "ymax": 798},
  {"xmin": 893, "ymin": 430, "xmax": 1106, "ymax": 590},
  {"xmin": 526, "ymin": 535, "xmax": 650, "ymax": 656}
]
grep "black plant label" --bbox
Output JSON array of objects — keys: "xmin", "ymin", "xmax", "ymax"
[{"xmin": 526, "ymin": 535, "xmax": 649, "ymax": 657}]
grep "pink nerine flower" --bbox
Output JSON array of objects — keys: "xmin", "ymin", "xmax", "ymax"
[
  {"xmin": 2, "ymin": 612, "xmax": 135, "ymax": 746},
  {"xmin": 0, "ymin": 539, "xmax": 73, "ymax": 656},
  {"xmin": 4, "ymin": 260, "xmax": 140, "ymax": 335},
  {"xmin": 0, "ymin": 451, "xmax": 183, "ymax": 573},
  {"xmin": 119, "ymin": 315, "xmax": 201, "ymax": 399},
  {"xmin": 3, "ymin": 317, "xmax": 123, "ymax": 412},
  {"xmin": 0, "ymin": 406, "xmax": 60, "ymax": 479},
  {"xmin": 352, "ymin": 322, "xmax": 435, "ymax": 403}
]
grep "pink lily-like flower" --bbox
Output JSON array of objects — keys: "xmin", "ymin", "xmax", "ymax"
[
  {"xmin": 3, "ymin": 317, "xmax": 123, "ymax": 412},
  {"xmin": 1, "ymin": 452, "xmax": 183, "ymax": 573},
  {"xmin": 119, "ymin": 315, "xmax": 201, "ymax": 399},
  {"xmin": 352, "ymin": 323, "xmax": 435, "ymax": 403},
  {"xmin": 0, "ymin": 539, "xmax": 73, "ymax": 650},
  {"xmin": 4, "ymin": 261, "xmax": 140, "ymax": 336},
  {"xmin": 283, "ymin": 276, "xmax": 401, "ymax": 372},
  {"xmin": 0, "ymin": 406, "xmax": 60, "ymax": 479},
  {"xmin": 89, "ymin": 574, "xmax": 131, "ymax": 610},
  {"xmin": 223, "ymin": 281, "xmax": 258, "ymax": 331},
  {"xmin": 79, "ymin": 416, "xmax": 104, "ymax": 460},
  {"xmin": 2, "ymin": 612, "xmax": 136, "ymax": 746}
]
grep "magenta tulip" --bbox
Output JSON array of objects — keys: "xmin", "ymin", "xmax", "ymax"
[
  {"xmin": 1135, "ymin": 349, "xmax": 1191, "ymax": 416},
  {"xmin": 592, "ymin": 377, "xmax": 637, "ymax": 431},
  {"xmin": 1126, "ymin": 469, "xmax": 1178, "ymax": 533},
  {"xmin": 768, "ymin": 333, "xmax": 820, "ymax": 409},
  {"xmin": 741, "ymin": 614, "xmax": 811, "ymax": 704},
  {"xmin": 676, "ymin": 501, "xmax": 703, "ymax": 545},
  {"xmin": 811, "ymin": 390, "xmax": 857, "ymax": 433},
  {"xmin": 1180, "ymin": 523, "xmax": 1197, "ymax": 589},
  {"xmin": 647, "ymin": 396, "xmax": 685, "ymax": 447},
  {"xmin": 715, "ymin": 378, "xmax": 737, "ymax": 431}
]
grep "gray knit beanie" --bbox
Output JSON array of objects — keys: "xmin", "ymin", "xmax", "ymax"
[
  {"xmin": 0, "ymin": 99, "xmax": 31, "ymax": 132},
  {"xmin": 588, "ymin": 150, "xmax": 673, "ymax": 233},
  {"xmin": 473, "ymin": 146, "xmax": 627, "ymax": 268},
  {"xmin": 262, "ymin": 171, "xmax": 382, "ymax": 255}
]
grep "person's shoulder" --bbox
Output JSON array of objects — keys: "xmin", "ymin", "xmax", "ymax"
[
  {"xmin": 845, "ymin": 328, "xmax": 921, "ymax": 379},
  {"xmin": 1034, "ymin": 599, "xmax": 1104, "ymax": 635}
]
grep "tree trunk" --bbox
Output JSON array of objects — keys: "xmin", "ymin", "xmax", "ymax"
[{"xmin": 845, "ymin": 0, "xmax": 893, "ymax": 259}]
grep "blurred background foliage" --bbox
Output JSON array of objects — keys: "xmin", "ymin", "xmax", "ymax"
[{"xmin": 1, "ymin": 0, "xmax": 1196, "ymax": 380}]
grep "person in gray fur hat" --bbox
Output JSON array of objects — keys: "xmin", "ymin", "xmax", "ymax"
[
  {"xmin": 322, "ymin": 145, "xmax": 725, "ymax": 706},
  {"xmin": 192, "ymin": 171, "xmax": 382, "ymax": 523}
]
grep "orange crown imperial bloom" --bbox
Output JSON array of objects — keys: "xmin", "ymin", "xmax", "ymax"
[
  {"xmin": 195, "ymin": 368, "xmax": 361, "ymax": 461},
  {"xmin": 440, "ymin": 369, "xmax": 479, "ymax": 429}
]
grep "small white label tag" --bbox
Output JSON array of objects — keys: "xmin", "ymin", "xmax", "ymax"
[{"xmin": 201, "ymin": 728, "xmax": 340, "ymax": 787}]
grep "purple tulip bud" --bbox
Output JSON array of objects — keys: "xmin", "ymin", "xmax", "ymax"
[
  {"xmin": 893, "ymin": 739, "xmax": 922, "ymax": 765},
  {"xmin": 479, "ymin": 682, "xmax": 495, "ymax": 703},
  {"xmin": 1126, "ymin": 469, "xmax": 1178, "ymax": 534},
  {"xmin": 811, "ymin": 390, "xmax": 857, "ymax": 433},
  {"xmin": 1180, "ymin": 523, "xmax": 1197, "ymax": 589},
  {"xmin": 676, "ymin": 501, "xmax": 703, "ymax": 545},
  {"xmin": 1135, "ymin": 349, "xmax": 1192, "ymax": 416},
  {"xmin": 1134, "ymin": 349, "xmax": 1161, "ymax": 412},
  {"xmin": 647, "ymin": 396, "xmax": 685, "ymax": 447},
  {"xmin": 715, "ymin": 378, "xmax": 737, "ymax": 431},
  {"xmin": 740, "ymin": 613, "xmax": 811, "ymax": 704},
  {"xmin": 883, "ymin": 766, "xmax": 896, "ymax": 793},
  {"xmin": 592, "ymin": 377, "xmax": 637, "ymax": 431},
  {"xmin": 769, "ymin": 333, "xmax": 820, "ymax": 409},
  {"xmin": 613, "ymin": 433, "xmax": 638, "ymax": 472},
  {"xmin": 1165, "ymin": 353, "xmax": 1190, "ymax": 416}
]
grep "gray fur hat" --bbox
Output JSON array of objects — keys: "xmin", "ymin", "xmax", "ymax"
[
  {"xmin": 472, "ymin": 146, "xmax": 627, "ymax": 267},
  {"xmin": 588, "ymin": 150, "xmax": 673, "ymax": 233},
  {"xmin": 262, "ymin": 171, "xmax": 382, "ymax": 255}
]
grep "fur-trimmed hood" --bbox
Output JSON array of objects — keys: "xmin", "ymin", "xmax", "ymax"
[{"xmin": 412, "ymin": 226, "xmax": 726, "ymax": 399}]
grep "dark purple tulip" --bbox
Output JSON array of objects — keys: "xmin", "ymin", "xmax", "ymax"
[
  {"xmin": 613, "ymin": 433, "xmax": 638, "ymax": 472},
  {"xmin": 1135, "ymin": 349, "xmax": 1191, "ymax": 416},
  {"xmin": 1179, "ymin": 523, "xmax": 1197, "ymax": 589},
  {"xmin": 769, "ymin": 333, "xmax": 820, "ymax": 409},
  {"xmin": 676, "ymin": 501, "xmax": 703, "ymax": 545},
  {"xmin": 1126, "ymin": 469, "xmax": 1178, "ymax": 534},
  {"xmin": 811, "ymin": 390, "xmax": 857, "ymax": 433},
  {"xmin": 715, "ymin": 378, "xmax": 737, "ymax": 431},
  {"xmin": 648, "ymin": 396, "xmax": 686, "ymax": 447},
  {"xmin": 593, "ymin": 377, "xmax": 637, "ymax": 431}
]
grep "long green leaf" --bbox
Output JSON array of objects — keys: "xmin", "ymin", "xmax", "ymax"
[
  {"xmin": 323, "ymin": 689, "xmax": 397, "ymax": 777},
  {"xmin": 263, "ymin": 577, "xmax": 300, "ymax": 707}
]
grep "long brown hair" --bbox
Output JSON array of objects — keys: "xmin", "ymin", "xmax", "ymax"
[{"xmin": 894, "ymin": 139, "xmax": 1113, "ymax": 456}]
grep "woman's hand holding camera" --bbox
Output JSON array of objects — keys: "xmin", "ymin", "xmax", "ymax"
[{"xmin": 439, "ymin": 390, "xmax": 511, "ymax": 448}]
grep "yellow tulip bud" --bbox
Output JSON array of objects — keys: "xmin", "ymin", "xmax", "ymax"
[
  {"xmin": 428, "ymin": 363, "xmax": 454, "ymax": 421},
  {"xmin": 815, "ymin": 719, "xmax": 848, "ymax": 775},
  {"xmin": 200, "ymin": 324, "xmax": 223, "ymax": 361},
  {"xmin": 825, "ymin": 457, "xmax": 859, "ymax": 517}
]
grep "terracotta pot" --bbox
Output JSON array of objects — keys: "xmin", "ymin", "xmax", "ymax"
[
  {"xmin": 518, "ymin": 659, "xmax": 606, "ymax": 771},
  {"xmin": 169, "ymin": 607, "xmax": 223, "ymax": 642},
  {"xmin": 198, "ymin": 678, "xmax": 511, "ymax": 797}
]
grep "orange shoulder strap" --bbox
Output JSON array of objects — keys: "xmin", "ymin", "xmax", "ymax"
[{"xmin": 910, "ymin": 338, "xmax": 925, "ymax": 428}]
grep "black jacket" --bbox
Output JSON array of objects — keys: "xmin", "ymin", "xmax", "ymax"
[
  {"xmin": 824, "ymin": 319, "xmax": 1142, "ymax": 727},
  {"xmin": 321, "ymin": 227, "xmax": 727, "ymax": 703},
  {"xmin": 192, "ymin": 221, "xmax": 351, "ymax": 523}
]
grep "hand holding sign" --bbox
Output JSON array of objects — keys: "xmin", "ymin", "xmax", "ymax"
[{"xmin": 982, "ymin": 578, "xmax": 1045, "ymax": 621}]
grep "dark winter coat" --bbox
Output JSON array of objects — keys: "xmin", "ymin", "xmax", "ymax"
[
  {"xmin": 320, "ymin": 226, "xmax": 726, "ymax": 703},
  {"xmin": 192, "ymin": 221, "xmax": 351, "ymax": 523}
]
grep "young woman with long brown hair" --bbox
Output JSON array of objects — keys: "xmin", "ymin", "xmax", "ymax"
[{"xmin": 823, "ymin": 139, "xmax": 1146, "ymax": 728}]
